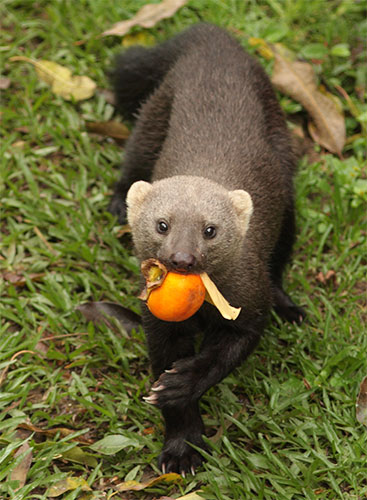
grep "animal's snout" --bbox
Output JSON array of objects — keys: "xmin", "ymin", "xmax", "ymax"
[{"xmin": 170, "ymin": 252, "xmax": 197, "ymax": 272}]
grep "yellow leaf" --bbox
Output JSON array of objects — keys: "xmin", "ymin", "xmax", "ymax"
[
  {"xmin": 86, "ymin": 121, "xmax": 130, "ymax": 141},
  {"xmin": 248, "ymin": 37, "xmax": 274, "ymax": 60},
  {"xmin": 200, "ymin": 273, "xmax": 241, "ymax": 320},
  {"xmin": 114, "ymin": 473, "xmax": 182, "ymax": 492},
  {"xmin": 10, "ymin": 56, "xmax": 96, "ymax": 101},
  {"xmin": 177, "ymin": 492, "xmax": 204, "ymax": 500},
  {"xmin": 47, "ymin": 477, "xmax": 91, "ymax": 497},
  {"xmin": 122, "ymin": 32, "xmax": 156, "ymax": 47}
]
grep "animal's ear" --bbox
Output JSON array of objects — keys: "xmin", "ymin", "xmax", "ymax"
[
  {"xmin": 228, "ymin": 189, "xmax": 253, "ymax": 235},
  {"xmin": 126, "ymin": 181, "xmax": 153, "ymax": 227}
]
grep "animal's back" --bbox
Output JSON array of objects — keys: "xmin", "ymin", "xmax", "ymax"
[{"xmin": 149, "ymin": 24, "xmax": 295, "ymax": 258}]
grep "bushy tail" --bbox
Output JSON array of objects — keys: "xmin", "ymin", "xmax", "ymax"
[
  {"xmin": 109, "ymin": 24, "xmax": 212, "ymax": 120},
  {"xmin": 110, "ymin": 42, "xmax": 178, "ymax": 120}
]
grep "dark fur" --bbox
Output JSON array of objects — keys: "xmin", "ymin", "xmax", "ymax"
[{"xmin": 109, "ymin": 24, "xmax": 305, "ymax": 474}]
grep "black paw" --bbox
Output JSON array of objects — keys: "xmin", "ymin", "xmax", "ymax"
[
  {"xmin": 273, "ymin": 287, "xmax": 306, "ymax": 325},
  {"xmin": 144, "ymin": 360, "xmax": 197, "ymax": 409},
  {"xmin": 158, "ymin": 437, "xmax": 205, "ymax": 476},
  {"xmin": 274, "ymin": 301, "xmax": 306, "ymax": 325}
]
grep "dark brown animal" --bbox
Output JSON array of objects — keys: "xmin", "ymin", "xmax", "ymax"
[{"xmin": 109, "ymin": 23, "xmax": 305, "ymax": 475}]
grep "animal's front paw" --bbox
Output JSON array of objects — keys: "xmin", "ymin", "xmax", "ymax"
[
  {"xmin": 273, "ymin": 287, "xmax": 306, "ymax": 325},
  {"xmin": 144, "ymin": 359, "xmax": 198, "ymax": 409},
  {"xmin": 275, "ymin": 302, "xmax": 306, "ymax": 325},
  {"xmin": 158, "ymin": 436, "xmax": 205, "ymax": 476}
]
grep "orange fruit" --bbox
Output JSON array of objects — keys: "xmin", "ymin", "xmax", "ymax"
[{"xmin": 147, "ymin": 272, "xmax": 206, "ymax": 322}]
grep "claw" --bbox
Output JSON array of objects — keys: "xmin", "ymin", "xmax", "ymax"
[
  {"xmin": 161, "ymin": 463, "xmax": 166, "ymax": 474},
  {"xmin": 143, "ymin": 395, "xmax": 157, "ymax": 405},
  {"xmin": 181, "ymin": 470, "xmax": 186, "ymax": 479},
  {"xmin": 165, "ymin": 368, "xmax": 177, "ymax": 374},
  {"xmin": 190, "ymin": 466, "xmax": 196, "ymax": 476},
  {"xmin": 151, "ymin": 384, "xmax": 165, "ymax": 392}
]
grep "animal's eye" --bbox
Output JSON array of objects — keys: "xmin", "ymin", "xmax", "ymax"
[
  {"xmin": 203, "ymin": 225, "xmax": 216, "ymax": 239},
  {"xmin": 157, "ymin": 220, "xmax": 169, "ymax": 234}
]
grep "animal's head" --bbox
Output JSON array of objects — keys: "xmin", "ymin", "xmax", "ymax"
[{"xmin": 126, "ymin": 176, "xmax": 253, "ymax": 274}]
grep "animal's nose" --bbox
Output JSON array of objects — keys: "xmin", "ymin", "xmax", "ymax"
[{"xmin": 170, "ymin": 252, "xmax": 197, "ymax": 271}]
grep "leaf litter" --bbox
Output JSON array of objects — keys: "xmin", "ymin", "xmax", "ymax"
[
  {"xmin": 10, "ymin": 56, "xmax": 96, "ymax": 101},
  {"xmin": 249, "ymin": 39, "xmax": 346, "ymax": 155},
  {"xmin": 102, "ymin": 0, "xmax": 189, "ymax": 37}
]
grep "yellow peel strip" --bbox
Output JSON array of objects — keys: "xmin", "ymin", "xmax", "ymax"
[{"xmin": 200, "ymin": 273, "xmax": 241, "ymax": 320}]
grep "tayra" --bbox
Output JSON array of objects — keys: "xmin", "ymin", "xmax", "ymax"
[{"xmin": 109, "ymin": 23, "xmax": 305, "ymax": 475}]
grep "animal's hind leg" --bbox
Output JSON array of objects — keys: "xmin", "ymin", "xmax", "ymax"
[{"xmin": 270, "ymin": 203, "xmax": 306, "ymax": 324}]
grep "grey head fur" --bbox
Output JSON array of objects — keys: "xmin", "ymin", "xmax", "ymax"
[{"xmin": 126, "ymin": 175, "xmax": 252, "ymax": 275}]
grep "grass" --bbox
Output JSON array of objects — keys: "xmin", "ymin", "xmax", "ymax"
[{"xmin": 1, "ymin": 0, "xmax": 366, "ymax": 499}]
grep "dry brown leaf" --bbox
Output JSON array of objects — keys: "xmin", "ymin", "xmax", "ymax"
[
  {"xmin": 102, "ymin": 0, "xmax": 188, "ymax": 37},
  {"xmin": 9, "ymin": 442, "xmax": 32, "ymax": 490},
  {"xmin": 17, "ymin": 421, "xmax": 94, "ymax": 445},
  {"xmin": 315, "ymin": 270, "xmax": 337, "ymax": 287},
  {"xmin": 200, "ymin": 273, "xmax": 241, "ymax": 320},
  {"xmin": 356, "ymin": 376, "xmax": 367, "ymax": 426},
  {"xmin": 3, "ymin": 271, "xmax": 45, "ymax": 287},
  {"xmin": 271, "ymin": 50, "xmax": 346, "ymax": 154},
  {"xmin": 10, "ymin": 56, "xmax": 96, "ymax": 101},
  {"xmin": 86, "ymin": 121, "xmax": 130, "ymax": 142}
]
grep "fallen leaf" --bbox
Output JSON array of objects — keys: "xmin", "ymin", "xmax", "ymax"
[
  {"xmin": 0, "ymin": 77, "xmax": 11, "ymax": 89},
  {"xmin": 61, "ymin": 446, "xmax": 98, "ymax": 467},
  {"xmin": 102, "ymin": 0, "xmax": 188, "ymax": 37},
  {"xmin": 11, "ymin": 140, "xmax": 26, "ymax": 149},
  {"xmin": 248, "ymin": 37, "xmax": 274, "ymax": 60},
  {"xmin": 356, "ymin": 376, "xmax": 367, "ymax": 426},
  {"xmin": 315, "ymin": 270, "xmax": 337, "ymax": 287},
  {"xmin": 122, "ymin": 32, "xmax": 156, "ymax": 48},
  {"xmin": 76, "ymin": 302, "xmax": 141, "ymax": 334},
  {"xmin": 86, "ymin": 121, "xmax": 130, "ymax": 142},
  {"xmin": 3, "ymin": 270, "xmax": 45, "ymax": 287},
  {"xmin": 114, "ymin": 473, "xmax": 182, "ymax": 492},
  {"xmin": 10, "ymin": 56, "xmax": 96, "ymax": 101},
  {"xmin": 176, "ymin": 493, "xmax": 204, "ymax": 500},
  {"xmin": 200, "ymin": 273, "xmax": 241, "ymax": 320},
  {"xmin": 89, "ymin": 434, "xmax": 140, "ymax": 455},
  {"xmin": 17, "ymin": 422, "xmax": 93, "ymax": 445},
  {"xmin": 271, "ymin": 49, "xmax": 346, "ymax": 154},
  {"xmin": 47, "ymin": 477, "xmax": 91, "ymax": 497},
  {"xmin": 9, "ymin": 442, "xmax": 32, "ymax": 490}
]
